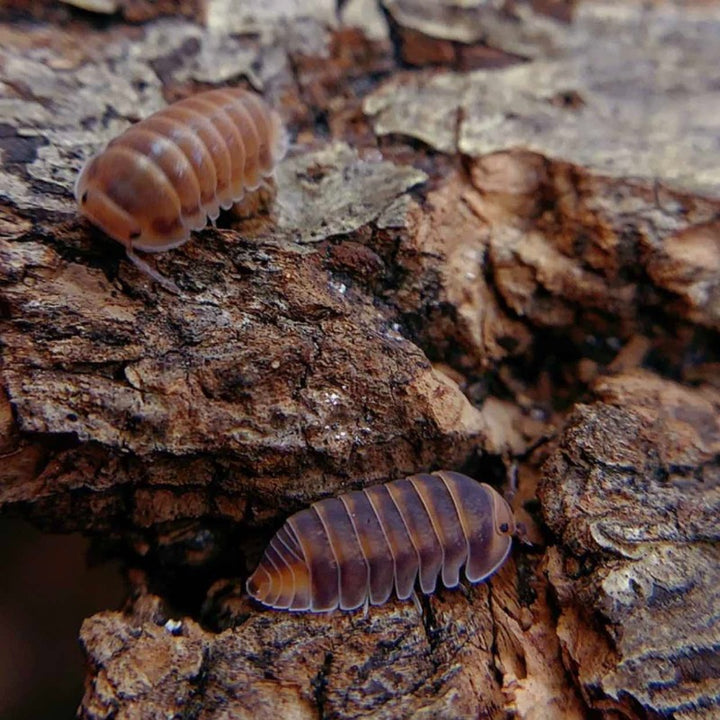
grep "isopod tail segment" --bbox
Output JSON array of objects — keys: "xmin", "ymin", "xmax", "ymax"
[{"xmin": 246, "ymin": 470, "xmax": 520, "ymax": 613}]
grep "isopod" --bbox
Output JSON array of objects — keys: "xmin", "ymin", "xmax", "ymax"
[
  {"xmin": 246, "ymin": 470, "xmax": 516, "ymax": 612},
  {"xmin": 75, "ymin": 87, "xmax": 287, "ymax": 290}
]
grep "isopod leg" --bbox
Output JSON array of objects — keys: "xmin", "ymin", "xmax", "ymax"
[
  {"xmin": 515, "ymin": 521, "xmax": 533, "ymax": 546},
  {"xmin": 505, "ymin": 459, "xmax": 519, "ymax": 502},
  {"xmin": 126, "ymin": 249, "xmax": 181, "ymax": 294},
  {"xmin": 411, "ymin": 589, "xmax": 422, "ymax": 615}
]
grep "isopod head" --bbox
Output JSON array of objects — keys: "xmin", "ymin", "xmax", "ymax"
[
  {"xmin": 490, "ymin": 484, "xmax": 516, "ymax": 538},
  {"xmin": 75, "ymin": 152, "xmax": 186, "ymax": 253}
]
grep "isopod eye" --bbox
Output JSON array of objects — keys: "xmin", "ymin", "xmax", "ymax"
[
  {"xmin": 81, "ymin": 191, "xmax": 89, "ymax": 204},
  {"xmin": 129, "ymin": 230, "xmax": 141, "ymax": 240},
  {"xmin": 499, "ymin": 522, "xmax": 510, "ymax": 533}
]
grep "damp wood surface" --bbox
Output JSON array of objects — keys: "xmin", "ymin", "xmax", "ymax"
[{"xmin": 0, "ymin": 1, "xmax": 719, "ymax": 719}]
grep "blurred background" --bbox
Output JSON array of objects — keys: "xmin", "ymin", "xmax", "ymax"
[{"xmin": 0, "ymin": 519, "xmax": 124, "ymax": 720}]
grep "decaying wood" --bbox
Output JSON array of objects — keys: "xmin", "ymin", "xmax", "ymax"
[{"xmin": 1, "ymin": 1, "xmax": 719, "ymax": 718}]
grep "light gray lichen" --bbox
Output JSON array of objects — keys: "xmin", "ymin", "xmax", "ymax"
[
  {"xmin": 275, "ymin": 142, "xmax": 427, "ymax": 241},
  {"xmin": 366, "ymin": 2, "xmax": 720, "ymax": 197}
]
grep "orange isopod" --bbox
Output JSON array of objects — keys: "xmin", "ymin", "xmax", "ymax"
[
  {"xmin": 75, "ymin": 87, "xmax": 287, "ymax": 290},
  {"xmin": 246, "ymin": 470, "xmax": 517, "ymax": 612}
]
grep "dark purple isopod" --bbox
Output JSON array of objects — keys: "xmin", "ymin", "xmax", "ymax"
[{"xmin": 247, "ymin": 470, "xmax": 516, "ymax": 612}]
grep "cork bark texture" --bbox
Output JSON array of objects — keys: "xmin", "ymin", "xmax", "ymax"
[{"xmin": 1, "ymin": 1, "xmax": 718, "ymax": 718}]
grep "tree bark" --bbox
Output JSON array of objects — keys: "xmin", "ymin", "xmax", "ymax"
[{"xmin": 0, "ymin": 1, "xmax": 718, "ymax": 718}]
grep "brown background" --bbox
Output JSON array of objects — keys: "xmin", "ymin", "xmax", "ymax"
[{"xmin": 0, "ymin": 1, "xmax": 718, "ymax": 718}]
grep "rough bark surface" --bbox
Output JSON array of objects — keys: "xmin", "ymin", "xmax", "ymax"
[
  {"xmin": 0, "ymin": 1, "xmax": 718, "ymax": 719},
  {"xmin": 541, "ymin": 372, "xmax": 720, "ymax": 719}
]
